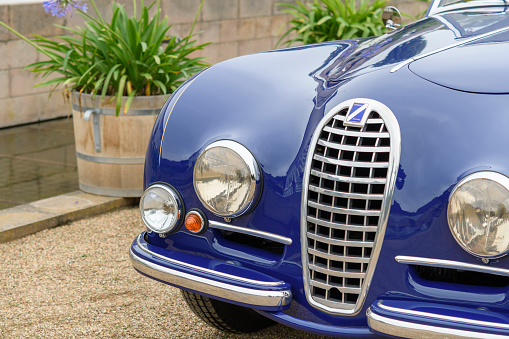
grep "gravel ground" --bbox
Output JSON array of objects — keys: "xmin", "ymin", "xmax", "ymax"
[{"xmin": 0, "ymin": 207, "xmax": 331, "ymax": 338}]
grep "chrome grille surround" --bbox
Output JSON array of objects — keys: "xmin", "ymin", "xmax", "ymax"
[{"xmin": 301, "ymin": 98, "xmax": 401, "ymax": 315}]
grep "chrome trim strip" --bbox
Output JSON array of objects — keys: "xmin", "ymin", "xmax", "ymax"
[
  {"xmin": 308, "ymin": 249, "xmax": 371, "ymax": 264},
  {"xmin": 378, "ymin": 301, "xmax": 509, "ymax": 330},
  {"xmin": 311, "ymin": 170, "xmax": 387, "ymax": 185},
  {"xmin": 310, "ymin": 263, "xmax": 369, "ymax": 276},
  {"xmin": 301, "ymin": 98, "xmax": 401, "ymax": 316},
  {"xmin": 314, "ymin": 154, "xmax": 389, "ymax": 169},
  {"xmin": 135, "ymin": 234, "xmax": 285, "ymax": 286},
  {"xmin": 333, "ymin": 115, "xmax": 385, "ymax": 125},
  {"xmin": 307, "ymin": 233, "xmax": 375, "ymax": 247},
  {"xmin": 309, "ymin": 186, "xmax": 384, "ymax": 201},
  {"xmin": 310, "ymin": 280, "xmax": 361, "ymax": 293},
  {"xmin": 367, "ymin": 308, "xmax": 509, "ymax": 339},
  {"xmin": 76, "ymin": 151, "xmax": 145, "ymax": 165},
  {"xmin": 307, "ymin": 216, "xmax": 379, "ymax": 232},
  {"xmin": 209, "ymin": 220, "xmax": 292, "ymax": 245},
  {"xmin": 308, "ymin": 201, "xmax": 381, "ymax": 217},
  {"xmin": 395, "ymin": 255, "xmax": 509, "ymax": 277},
  {"xmin": 130, "ymin": 248, "xmax": 292, "ymax": 308},
  {"xmin": 314, "ymin": 299, "xmax": 362, "ymax": 310},
  {"xmin": 323, "ymin": 126, "xmax": 390, "ymax": 139},
  {"xmin": 317, "ymin": 139, "xmax": 391, "ymax": 153},
  {"xmin": 391, "ymin": 25, "xmax": 509, "ymax": 73},
  {"xmin": 79, "ymin": 183, "xmax": 142, "ymax": 197},
  {"xmin": 72, "ymin": 104, "xmax": 160, "ymax": 116}
]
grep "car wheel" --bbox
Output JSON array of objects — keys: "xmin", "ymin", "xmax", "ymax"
[{"xmin": 180, "ymin": 290, "xmax": 275, "ymax": 333}]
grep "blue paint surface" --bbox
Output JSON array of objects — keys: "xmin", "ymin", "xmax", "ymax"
[{"xmin": 133, "ymin": 6, "xmax": 509, "ymax": 337}]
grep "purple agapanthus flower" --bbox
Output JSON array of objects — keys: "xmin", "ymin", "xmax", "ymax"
[{"xmin": 43, "ymin": 0, "xmax": 87, "ymax": 18}]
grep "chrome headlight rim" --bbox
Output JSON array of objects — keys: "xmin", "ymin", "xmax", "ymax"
[
  {"xmin": 140, "ymin": 183, "xmax": 185, "ymax": 235},
  {"xmin": 448, "ymin": 171, "xmax": 509, "ymax": 259},
  {"xmin": 193, "ymin": 140, "xmax": 262, "ymax": 218}
]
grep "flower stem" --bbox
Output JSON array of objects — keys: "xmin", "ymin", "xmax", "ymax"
[
  {"xmin": 190, "ymin": 0, "xmax": 205, "ymax": 35},
  {"xmin": 89, "ymin": 0, "xmax": 104, "ymax": 23}
]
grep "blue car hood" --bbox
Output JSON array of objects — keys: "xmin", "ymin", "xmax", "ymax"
[
  {"xmin": 154, "ymin": 12, "xmax": 500, "ymax": 179},
  {"xmin": 148, "ymin": 10, "xmax": 509, "ymax": 240}
]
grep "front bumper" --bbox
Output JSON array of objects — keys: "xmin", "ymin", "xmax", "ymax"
[
  {"xmin": 129, "ymin": 232, "xmax": 292, "ymax": 311},
  {"xmin": 367, "ymin": 299, "xmax": 509, "ymax": 338}
]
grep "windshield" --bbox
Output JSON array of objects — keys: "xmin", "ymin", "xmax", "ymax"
[
  {"xmin": 430, "ymin": 0, "xmax": 508, "ymax": 15},
  {"xmin": 440, "ymin": 0, "xmax": 506, "ymax": 6},
  {"xmin": 441, "ymin": 0, "xmax": 482, "ymax": 5}
]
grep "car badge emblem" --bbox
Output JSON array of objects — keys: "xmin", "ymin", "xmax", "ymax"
[{"xmin": 344, "ymin": 102, "xmax": 370, "ymax": 127}]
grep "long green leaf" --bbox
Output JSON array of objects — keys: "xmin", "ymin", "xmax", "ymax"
[
  {"xmin": 116, "ymin": 74, "xmax": 128, "ymax": 116},
  {"xmin": 124, "ymin": 90, "xmax": 136, "ymax": 114}
]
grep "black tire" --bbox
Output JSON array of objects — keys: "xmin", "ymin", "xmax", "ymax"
[{"xmin": 181, "ymin": 289, "xmax": 275, "ymax": 333}]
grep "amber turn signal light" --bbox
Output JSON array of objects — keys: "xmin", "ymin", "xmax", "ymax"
[{"xmin": 184, "ymin": 210, "xmax": 206, "ymax": 234}]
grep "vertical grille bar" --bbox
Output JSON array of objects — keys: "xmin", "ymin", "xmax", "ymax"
[{"xmin": 301, "ymin": 99, "xmax": 401, "ymax": 315}]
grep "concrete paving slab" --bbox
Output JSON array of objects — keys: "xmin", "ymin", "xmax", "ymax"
[{"xmin": 0, "ymin": 190, "xmax": 136, "ymax": 243}]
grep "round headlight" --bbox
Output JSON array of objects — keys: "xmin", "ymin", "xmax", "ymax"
[
  {"xmin": 448, "ymin": 172, "xmax": 509, "ymax": 258},
  {"xmin": 193, "ymin": 140, "xmax": 262, "ymax": 218},
  {"xmin": 140, "ymin": 184, "xmax": 183, "ymax": 234}
]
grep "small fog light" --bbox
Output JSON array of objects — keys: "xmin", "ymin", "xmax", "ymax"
[{"xmin": 140, "ymin": 184, "xmax": 184, "ymax": 234}]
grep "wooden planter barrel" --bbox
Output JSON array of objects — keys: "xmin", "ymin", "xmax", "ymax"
[{"xmin": 72, "ymin": 92, "xmax": 169, "ymax": 197}]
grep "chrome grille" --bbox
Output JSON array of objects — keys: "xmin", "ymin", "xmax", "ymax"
[{"xmin": 302, "ymin": 99, "xmax": 400, "ymax": 315}]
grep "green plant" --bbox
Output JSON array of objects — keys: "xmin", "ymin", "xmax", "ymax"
[
  {"xmin": 277, "ymin": 0, "xmax": 388, "ymax": 47},
  {"xmin": 0, "ymin": 0, "xmax": 209, "ymax": 115}
]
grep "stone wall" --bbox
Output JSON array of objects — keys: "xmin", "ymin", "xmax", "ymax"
[{"xmin": 0, "ymin": 0, "xmax": 427, "ymax": 128}]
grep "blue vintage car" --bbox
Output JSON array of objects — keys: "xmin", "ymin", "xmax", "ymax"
[{"xmin": 130, "ymin": 0, "xmax": 509, "ymax": 337}]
